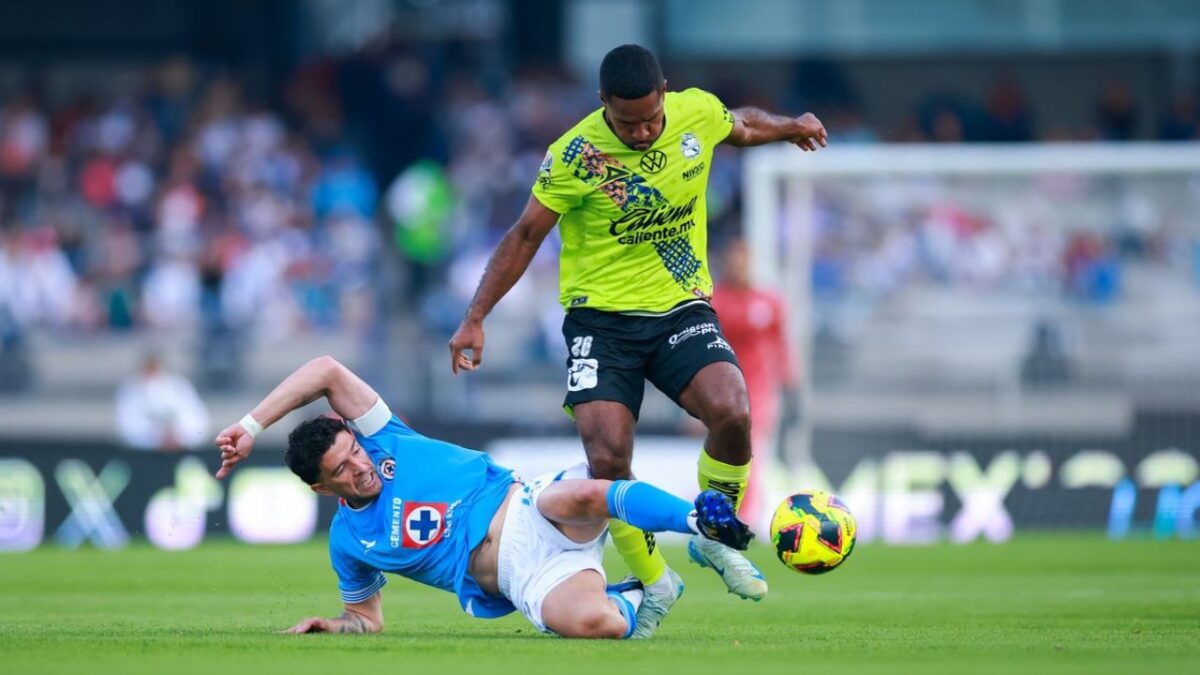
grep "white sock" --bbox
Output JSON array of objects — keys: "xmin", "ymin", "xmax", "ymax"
[
  {"xmin": 686, "ymin": 510, "xmax": 700, "ymax": 535},
  {"xmin": 620, "ymin": 587, "xmax": 644, "ymax": 612},
  {"xmin": 645, "ymin": 570, "xmax": 675, "ymax": 597}
]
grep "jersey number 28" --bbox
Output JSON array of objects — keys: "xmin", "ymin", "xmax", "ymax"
[{"xmin": 571, "ymin": 336, "xmax": 594, "ymax": 358}]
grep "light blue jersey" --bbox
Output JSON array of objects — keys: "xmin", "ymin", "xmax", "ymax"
[{"xmin": 327, "ymin": 405, "xmax": 518, "ymax": 618}]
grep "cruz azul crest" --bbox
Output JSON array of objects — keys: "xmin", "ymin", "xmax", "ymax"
[
  {"xmin": 401, "ymin": 502, "xmax": 447, "ymax": 549},
  {"xmin": 378, "ymin": 458, "xmax": 396, "ymax": 480}
]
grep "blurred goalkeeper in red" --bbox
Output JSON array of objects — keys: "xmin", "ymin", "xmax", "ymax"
[{"xmin": 711, "ymin": 239, "xmax": 800, "ymax": 529}]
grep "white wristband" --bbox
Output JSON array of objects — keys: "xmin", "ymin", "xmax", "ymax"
[
  {"xmin": 349, "ymin": 398, "xmax": 392, "ymax": 438},
  {"xmin": 239, "ymin": 414, "xmax": 265, "ymax": 438}
]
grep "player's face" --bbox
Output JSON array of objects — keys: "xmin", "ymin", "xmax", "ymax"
[
  {"xmin": 314, "ymin": 431, "xmax": 383, "ymax": 503},
  {"xmin": 602, "ymin": 86, "xmax": 666, "ymax": 151}
]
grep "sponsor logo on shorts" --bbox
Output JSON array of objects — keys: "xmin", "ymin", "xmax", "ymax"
[
  {"xmin": 567, "ymin": 358, "xmax": 599, "ymax": 392},
  {"xmin": 378, "ymin": 458, "xmax": 395, "ymax": 481},
  {"xmin": 708, "ymin": 336, "xmax": 733, "ymax": 352},
  {"xmin": 668, "ymin": 322, "xmax": 718, "ymax": 348},
  {"xmin": 402, "ymin": 502, "xmax": 447, "ymax": 549}
]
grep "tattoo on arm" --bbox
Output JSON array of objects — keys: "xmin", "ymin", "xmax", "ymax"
[{"xmin": 334, "ymin": 610, "xmax": 372, "ymax": 634}]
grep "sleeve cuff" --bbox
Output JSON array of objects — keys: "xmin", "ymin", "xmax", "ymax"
[
  {"xmin": 348, "ymin": 398, "xmax": 392, "ymax": 437},
  {"xmin": 530, "ymin": 188, "xmax": 569, "ymax": 216},
  {"xmin": 341, "ymin": 573, "xmax": 387, "ymax": 604}
]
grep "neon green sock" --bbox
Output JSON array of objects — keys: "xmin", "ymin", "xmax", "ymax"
[
  {"xmin": 608, "ymin": 518, "xmax": 667, "ymax": 586},
  {"xmin": 698, "ymin": 448, "xmax": 751, "ymax": 513}
]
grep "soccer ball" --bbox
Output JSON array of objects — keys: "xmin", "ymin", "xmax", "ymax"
[{"xmin": 769, "ymin": 490, "xmax": 857, "ymax": 574}]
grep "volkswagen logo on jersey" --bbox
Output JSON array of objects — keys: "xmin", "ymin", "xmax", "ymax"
[
  {"xmin": 378, "ymin": 458, "xmax": 395, "ymax": 480},
  {"xmin": 639, "ymin": 150, "xmax": 666, "ymax": 174},
  {"xmin": 401, "ymin": 502, "xmax": 447, "ymax": 548},
  {"xmin": 681, "ymin": 132, "xmax": 701, "ymax": 159}
]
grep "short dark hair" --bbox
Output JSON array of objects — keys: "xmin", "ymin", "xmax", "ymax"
[
  {"xmin": 599, "ymin": 44, "xmax": 663, "ymax": 100},
  {"xmin": 285, "ymin": 417, "xmax": 349, "ymax": 485}
]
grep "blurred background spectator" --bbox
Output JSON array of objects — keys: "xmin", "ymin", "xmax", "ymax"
[
  {"xmin": 0, "ymin": 0, "xmax": 1195, "ymax": 434},
  {"xmin": 115, "ymin": 350, "xmax": 209, "ymax": 451}
]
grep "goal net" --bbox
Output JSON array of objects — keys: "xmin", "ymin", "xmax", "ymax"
[{"xmin": 743, "ymin": 143, "xmax": 1200, "ymax": 543}]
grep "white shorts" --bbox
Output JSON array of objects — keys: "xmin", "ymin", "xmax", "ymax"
[{"xmin": 497, "ymin": 463, "xmax": 606, "ymax": 633}]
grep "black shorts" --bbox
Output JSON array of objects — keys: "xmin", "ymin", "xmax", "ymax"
[{"xmin": 561, "ymin": 302, "xmax": 741, "ymax": 419}]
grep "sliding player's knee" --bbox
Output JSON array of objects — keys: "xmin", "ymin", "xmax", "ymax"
[
  {"xmin": 543, "ymin": 480, "xmax": 610, "ymax": 521},
  {"xmin": 568, "ymin": 480, "xmax": 612, "ymax": 518},
  {"xmin": 558, "ymin": 605, "xmax": 628, "ymax": 639}
]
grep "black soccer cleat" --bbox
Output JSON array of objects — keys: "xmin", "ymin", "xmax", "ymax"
[{"xmin": 694, "ymin": 489, "xmax": 755, "ymax": 551}]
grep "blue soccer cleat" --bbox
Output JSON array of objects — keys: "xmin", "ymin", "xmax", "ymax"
[{"xmin": 693, "ymin": 489, "xmax": 755, "ymax": 550}]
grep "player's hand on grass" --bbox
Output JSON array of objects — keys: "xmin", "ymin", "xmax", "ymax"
[
  {"xmin": 791, "ymin": 112, "xmax": 827, "ymax": 151},
  {"xmin": 214, "ymin": 421, "xmax": 256, "ymax": 479},
  {"xmin": 283, "ymin": 609, "xmax": 379, "ymax": 634},
  {"xmin": 282, "ymin": 617, "xmax": 333, "ymax": 634},
  {"xmin": 449, "ymin": 319, "xmax": 485, "ymax": 374}
]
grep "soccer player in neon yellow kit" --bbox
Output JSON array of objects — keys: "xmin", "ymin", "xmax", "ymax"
[{"xmin": 449, "ymin": 44, "xmax": 827, "ymax": 638}]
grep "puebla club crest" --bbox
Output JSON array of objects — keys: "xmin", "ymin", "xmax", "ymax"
[{"xmin": 681, "ymin": 133, "xmax": 701, "ymax": 159}]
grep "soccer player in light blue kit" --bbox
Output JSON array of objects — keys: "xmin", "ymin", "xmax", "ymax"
[{"xmin": 214, "ymin": 356, "xmax": 752, "ymax": 639}]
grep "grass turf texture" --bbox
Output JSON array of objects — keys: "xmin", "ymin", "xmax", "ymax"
[{"xmin": 1, "ymin": 536, "xmax": 1197, "ymax": 675}]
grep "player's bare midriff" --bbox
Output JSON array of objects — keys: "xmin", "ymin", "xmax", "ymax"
[{"xmin": 467, "ymin": 482, "xmax": 522, "ymax": 595}]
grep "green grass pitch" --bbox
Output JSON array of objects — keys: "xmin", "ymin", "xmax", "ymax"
[{"xmin": 1, "ymin": 536, "xmax": 1197, "ymax": 675}]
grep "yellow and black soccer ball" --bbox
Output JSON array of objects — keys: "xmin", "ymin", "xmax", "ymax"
[{"xmin": 769, "ymin": 490, "xmax": 857, "ymax": 574}]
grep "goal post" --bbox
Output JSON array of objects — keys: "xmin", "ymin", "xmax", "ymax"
[{"xmin": 742, "ymin": 142, "xmax": 1200, "ymax": 542}]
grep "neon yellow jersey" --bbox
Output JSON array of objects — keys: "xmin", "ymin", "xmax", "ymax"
[{"xmin": 532, "ymin": 88, "xmax": 735, "ymax": 313}]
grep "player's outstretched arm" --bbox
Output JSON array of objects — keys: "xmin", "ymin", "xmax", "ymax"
[
  {"xmin": 725, "ymin": 108, "xmax": 828, "ymax": 151},
  {"xmin": 448, "ymin": 195, "xmax": 559, "ymax": 374},
  {"xmin": 214, "ymin": 356, "xmax": 379, "ymax": 478},
  {"xmin": 283, "ymin": 592, "xmax": 384, "ymax": 635}
]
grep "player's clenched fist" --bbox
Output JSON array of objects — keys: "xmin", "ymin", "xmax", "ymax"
[
  {"xmin": 790, "ymin": 112, "xmax": 827, "ymax": 152},
  {"xmin": 214, "ymin": 421, "xmax": 255, "ymax": 479},
  {"xmin": 448, "ymin": 319, "xmax": 485, "ymax": 374}
]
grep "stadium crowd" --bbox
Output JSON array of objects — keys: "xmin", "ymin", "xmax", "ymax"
[
  {"xmin": 1, "ymin": 50, "xmax": 1198, "ymax": 349},
  {"xmin": 806, "ymin": 177, "xmax": 1191, "ymax": 305},
  {"xmin": 0, "ymin": 59, "xmax": 381, "ymax": 341}
]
